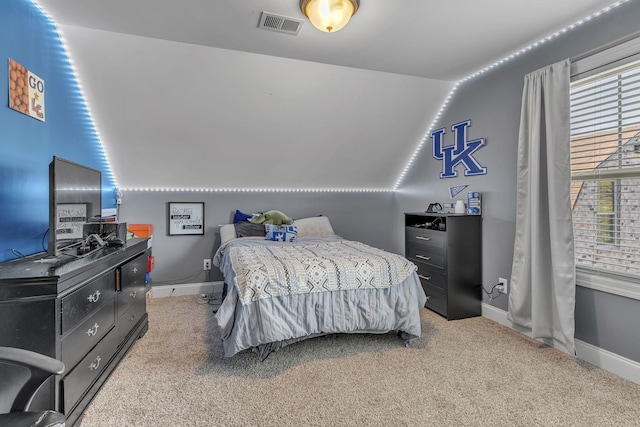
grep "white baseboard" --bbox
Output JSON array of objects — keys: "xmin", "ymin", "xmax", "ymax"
[
  {"xmin": 151, "ymin": 281, "xmax": 224, "ymax": 298},
  {"xmin": 575, "ymin": 339, "xmax": 640, "ymax": 386},
  {"xmin": 481, "ymin": 302, "xmax": 640, "ymax": 386}
]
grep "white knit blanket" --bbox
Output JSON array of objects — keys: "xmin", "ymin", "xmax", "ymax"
[{"xmin": 228, "ymin": 239, "xmax": 417, "ymax": 305}]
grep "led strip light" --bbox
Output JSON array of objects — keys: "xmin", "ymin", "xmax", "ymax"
[
  {"xmin": 120, "ymin": 187, "xmax": 393, "ymax": 193},
  {"xmin": 32, "ymin": 0, "xmax": 629, "ymax": 193},
  {"xmin": 392, "ymin": 0, "xmax": 630, "ymax": 191}
]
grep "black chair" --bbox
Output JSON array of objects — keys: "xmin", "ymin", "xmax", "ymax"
[{"xmin": 0, "ymin": 346, "xmax": 66, "ymax": 427}]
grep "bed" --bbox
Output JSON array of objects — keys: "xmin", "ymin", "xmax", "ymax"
[{"xmin": 213, "ymin": 216, "xmax": 428, "ymax": 360}]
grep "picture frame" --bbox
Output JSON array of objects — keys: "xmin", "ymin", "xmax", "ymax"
[
  {"xmin": 167, "ymin": 202, "xmax": 205, "ymax": 235},
  {"xmin": 56, "ymin": 203, "xmax": 87, "ymax": 240}
]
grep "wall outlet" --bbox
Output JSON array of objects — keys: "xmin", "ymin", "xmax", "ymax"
[
  {"xmin": 498, "ymin": 277, "xmax": 508, "ymax": 294},
  {"xmin": 203, "ymin": 259, "xmax": 212, "ymax": 271}
]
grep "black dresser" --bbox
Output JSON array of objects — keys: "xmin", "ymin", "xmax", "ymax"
[
  {"xmin": 405, "ymin": 213, "xmax": 482, "ymax": 320},
  {"xmin": 0, "ymin": 238, "xmax": 150, "ymax": 426}
]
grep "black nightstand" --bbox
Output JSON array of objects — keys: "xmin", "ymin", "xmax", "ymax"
[{"xmin": 405, "ymin": 213, "xmax": 482, "ymax": 320}]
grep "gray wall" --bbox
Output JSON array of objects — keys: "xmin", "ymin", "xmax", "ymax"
[
  {"xmin": 395, "ymin": 1, "xmax": 640, "ymax": 362},
  {"xmin": 119, "ymin": 1, "xmax": 640, "ymax": 364},
  {"xmin": 119, "ymin": 191, "xmax": 398, "ymax": 284}
]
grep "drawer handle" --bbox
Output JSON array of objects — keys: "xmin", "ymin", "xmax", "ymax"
[
  {"xmin": 129, "ymin": 313, "xmax": 137, "ymax": 323},
  {"xmin": 86, "ymin": 323, "xmax": 100, "ymax": 337},
  {"xmin": 129, "ymin": 290, "xmax": 137, "ymax": 299},
  {"xmin": 89, "ymin": 355, "xmax": 101, "ymax": 371},
  {"xmin": 418, "ymin": 275, "xmax": 431, "ymax": 281},
  {"xmin": 87, "ymin": 290, "xmax": 101, "ymax": 303},
  {"xmin": 416, "ymin": 255, "xmax": 431, "ymax": 261},
  {"xmin": 415, "ymin": 236, "xmax": 431, "ymax": 241}
]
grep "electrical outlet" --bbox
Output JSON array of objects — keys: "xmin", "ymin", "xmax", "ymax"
[
  {"xmin": 203, "ymin": 259, "xmax": 211, "ymax": 271},
  {"xmin": 498, "ymin": 277, "xmax": 508, "ymax": 294}
]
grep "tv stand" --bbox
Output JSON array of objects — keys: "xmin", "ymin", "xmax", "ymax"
[{"xmin": 0, "ymin": 238, "xmax": 150, "ymax": 426}]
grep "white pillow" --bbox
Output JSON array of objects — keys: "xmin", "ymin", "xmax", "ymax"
[
  {"xmin": 220, "ymin": 224, "xmax": 236, "ymax": 244},
  {"xmin": 292, "ymin": 216, "xmax": 335, "ymax": 237}
]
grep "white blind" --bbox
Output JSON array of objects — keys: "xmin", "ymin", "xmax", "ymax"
[{"xmin": 570, "ymin": 60, "xmax": 640, "ymax": 279}]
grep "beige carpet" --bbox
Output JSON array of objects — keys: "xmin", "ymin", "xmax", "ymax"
[{"xmin": 80, "ymin": 295, "xmax": 640, "ymax": 426}]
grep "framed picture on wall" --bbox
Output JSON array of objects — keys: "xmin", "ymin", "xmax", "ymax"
[{"xmin": 167, "ymin": 202, "xmax": 205, "ymax": 235}]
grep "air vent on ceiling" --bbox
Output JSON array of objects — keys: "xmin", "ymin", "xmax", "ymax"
[{"xmin": 258, "ymin": 11, "xmax": 303, "ymax": 35}]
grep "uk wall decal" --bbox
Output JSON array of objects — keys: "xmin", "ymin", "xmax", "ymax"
[{"xmin": 432, "ymin": 119, "xmax": 486, "ymax": 178}]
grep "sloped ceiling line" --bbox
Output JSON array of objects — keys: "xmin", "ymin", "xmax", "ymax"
[{"xmin": 30, "ymin": 0, "xmax": 630, "ymax": 193}]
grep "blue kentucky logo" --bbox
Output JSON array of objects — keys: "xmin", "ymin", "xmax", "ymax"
[{"xmin": 431, "ymin": 120, "xmax": 487, "ymax": 178}]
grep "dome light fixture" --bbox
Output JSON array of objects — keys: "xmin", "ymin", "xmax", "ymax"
[{"xmin": 300, "ymin": 0, "xmax": 359, "ymax": 33}]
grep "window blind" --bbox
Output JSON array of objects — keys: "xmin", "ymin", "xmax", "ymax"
[{"xmin": 570, "ymin": 59, "xmax": 640, "ymax": 279}]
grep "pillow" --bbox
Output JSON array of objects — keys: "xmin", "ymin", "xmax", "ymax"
[
  {"xmin": 292, "ymin": 216, "xmax": 335, "ymax": 237},
  {"xmin": 220, "ymin": 224, "xmax": 236, "ymax": 244},
  {"xmin": 234, "ymin": 222, "xmax": 266, "ymax": 238},
  {"xmin": 233, "ymin": 209, "xmax": 253, "ymax": 223},
  {"xmin": 265, "ymin": 224, "xmax": 297, "ymax": 242}
]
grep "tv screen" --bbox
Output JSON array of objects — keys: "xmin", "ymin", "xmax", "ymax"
[{"xmin": 48, "ymin": 157, "xmax": 102, "ymax": 257}]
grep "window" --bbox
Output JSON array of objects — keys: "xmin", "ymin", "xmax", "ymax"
[{"xmin": 570, "ymin": 58, "xmax": 640, "ymax": 280}]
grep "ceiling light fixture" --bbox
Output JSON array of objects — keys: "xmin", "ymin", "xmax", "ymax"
[{"xmin": 300, "ymin": 0, "xmax": 359, "ymax": 33}]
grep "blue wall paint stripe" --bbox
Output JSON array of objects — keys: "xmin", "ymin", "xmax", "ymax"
[{"xmin": 0, "ymin": 0, "xmax": 116, "ymax": 262}]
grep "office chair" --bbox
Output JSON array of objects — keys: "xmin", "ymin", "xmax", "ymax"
[{"xmin": 0, "ymin": 346, "xmax": 66, "ymax": 427}]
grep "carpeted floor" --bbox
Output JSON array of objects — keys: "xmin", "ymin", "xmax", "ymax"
[{"xmin": 80, "ymin": 295, "xmax": 640, "ymax": 426}]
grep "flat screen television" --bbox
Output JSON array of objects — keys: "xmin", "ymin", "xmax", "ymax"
[{"xmin": 48, "ymin": 156, "xmax": 102, "ymax": 257}]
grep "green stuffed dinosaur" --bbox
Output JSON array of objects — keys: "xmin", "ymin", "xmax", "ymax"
[{"xmin": 249, "ymin": 210, "xmax": 294, "ymax": 225}]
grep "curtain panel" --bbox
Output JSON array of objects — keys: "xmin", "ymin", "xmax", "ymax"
[{"xmin": 508, "ymin": 59, "xmax": 576, "ymax": 355}]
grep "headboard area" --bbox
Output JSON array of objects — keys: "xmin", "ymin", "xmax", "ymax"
[{"xmin": 220, "ymin": 216, "xmax": 335, "ymax": 245}]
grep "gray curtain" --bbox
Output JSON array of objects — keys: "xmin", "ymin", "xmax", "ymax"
[{"xmin": 507, "ymin": 59, "xmax": 576, "ymax": 355}]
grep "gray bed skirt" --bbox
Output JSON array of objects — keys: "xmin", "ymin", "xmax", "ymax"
[{"xmin": 215, "ymin": 273, "xmax": 428, "ymax": 361}]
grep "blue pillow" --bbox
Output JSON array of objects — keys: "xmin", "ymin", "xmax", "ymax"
[
  {"xmin": 265, "ymin": 224, "xmax": 297, "ymax": 242},
  {"xmin": 233, "ymin": 209, "xmax": 252, "ymax": 223}
]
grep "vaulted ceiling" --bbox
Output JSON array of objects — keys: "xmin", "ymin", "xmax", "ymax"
[{"xmin": 34, "ymin": 0, "xmax": 620, "ymax": 190}]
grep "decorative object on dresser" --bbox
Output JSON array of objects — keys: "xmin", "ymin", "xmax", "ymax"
[
  {"xmin": 0, "ymin": 238, "xmax": 150, "ymax": 427},
  {"xmin": 405, "ymin": 212, "xmax": 482, "ymax": 320}
]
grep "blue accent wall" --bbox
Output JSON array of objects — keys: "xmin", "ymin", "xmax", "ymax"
[{"xmin": 0, "ymin": 0, "xmax": 116, "ymax": 262}]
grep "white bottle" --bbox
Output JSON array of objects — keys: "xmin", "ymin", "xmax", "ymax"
[{"xmin": 455, "ymin": 200, "xmax": 465, "ymax": 214}]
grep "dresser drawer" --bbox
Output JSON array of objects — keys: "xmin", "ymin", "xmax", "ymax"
[
  {"xmin": 61, "ymin": 299, "xmax": 115, "ymax": 370},
  {"xmin": 415, "ymin": 262, "xmax": 446, "ymax": 291},
  {"xmin": 62, "ymin": 327, "xmax": 118, "ymax": 412},
  {"xmin": 61, "ymin": 271, "xmax": 116, "ymax": 334},
  {"xmin": 118, "ymin": 280, "xmax": 146, "ymax": 318},
  {"xmin": 406, "ymin": 245, "xmax": 445, "ymax": 269},
  {"xmin": 116, "ymin": 296, "xmax": 147, "ymax": 346},
  {"xmin": 405, "ymin": 227, "xmax": 446, "ymax": 250},
  {"xmin": 119, "ymin": 253, "xmax": 147, "ymax": 287},
  {"xmin": 422, "ymin": 282, "xmax": 447, "ymax": 317}
]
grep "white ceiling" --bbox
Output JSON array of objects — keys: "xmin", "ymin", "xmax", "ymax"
[{"xmin": 34, "ymin": 0, "xmax": 620, "ymax": 190}]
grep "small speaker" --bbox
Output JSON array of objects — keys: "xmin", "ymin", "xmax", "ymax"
[
  {"xmin": 102, "ymin": 222, "xmax": 127, "ymax": 241},
  {"xmin": 83, "ymin": 222, "xmax": 127, "ymax": 241}
]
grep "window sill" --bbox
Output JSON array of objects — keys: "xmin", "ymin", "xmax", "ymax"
[{"xmin": 576, "ymin": 269, "xmax": 640, "ymax": 301}]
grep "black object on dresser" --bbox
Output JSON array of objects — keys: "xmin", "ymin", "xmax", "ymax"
[
  {"xmin": 405, "ymin": 213, "xmax": 482, "ymax": 320},
  {"xmin": 0, "ymin": 238, "xmax": 150, "ymax": 426}
]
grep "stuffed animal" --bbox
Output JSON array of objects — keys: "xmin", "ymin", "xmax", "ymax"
[{"xmin": 250, "ymin": 210, "xmax": 294, "ymax": 225}]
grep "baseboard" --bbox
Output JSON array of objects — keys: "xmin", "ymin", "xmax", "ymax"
[
  {"xmin": 481, "ymin": 302, "xmax": 640, "ymax": 386},
  {"xmin": 151, "ymin": 281, "xmax": 224, "ymax": 298},
  {"xmin": 574, "ymin": 339, "xmax": 640, "ymax": 386}
]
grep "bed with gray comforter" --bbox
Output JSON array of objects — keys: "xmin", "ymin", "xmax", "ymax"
[{"xmin": 214, "ymin": 233, "xmax": 427, "ymax": 361}]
